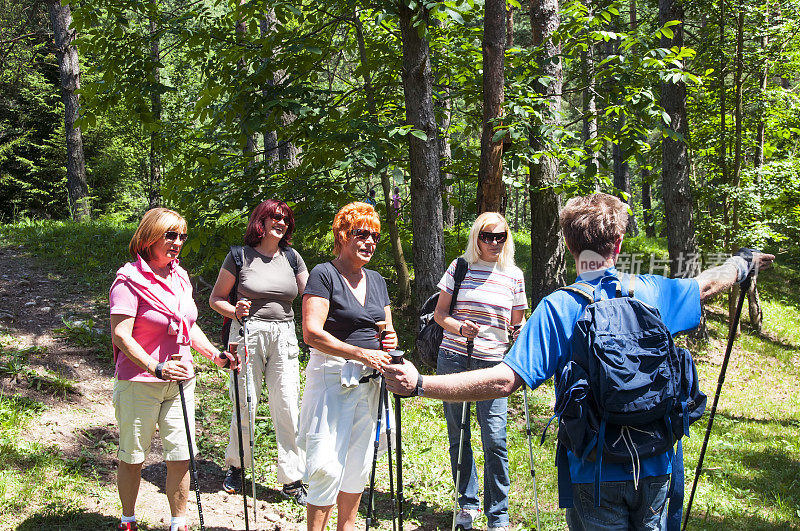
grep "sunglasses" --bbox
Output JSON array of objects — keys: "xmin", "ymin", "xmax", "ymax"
[
  {"xmin": 350, "ymin": 228, "xmax": 381, "ymax": 242},
  {"xmin": 164, "ymin": 231, "xmax": 188, "ymax": 242},
  {"xmin": 478, "ymin": 230, "xmax": 508, "ymax": 244},
  {"xmin": 270, "ymin": 212, "xmax": 286, "ymax": 222}
]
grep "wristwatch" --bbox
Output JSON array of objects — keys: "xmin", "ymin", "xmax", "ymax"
[{"xmin": 411, "ymin": 374, "xmax": 424, "ymax": 397}]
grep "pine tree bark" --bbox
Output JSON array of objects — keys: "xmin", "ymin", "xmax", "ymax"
[
  {"xmin": 529, "ymin": 0, "xmax": 566, "ymax": 308},
  {"xmin": 353, "ymin": 10, "xmax": 411, "ymax": 308},
  {"xmin": 47, "ymin": 0, "xmax": 89, "ymax": 221},
  {"xmin": 399, "ymin": 1, "xmax": 444, "ymax": 311},
  {"xmin": 476, "ymin": 0, "xmax": 506, "ymax": 214}
]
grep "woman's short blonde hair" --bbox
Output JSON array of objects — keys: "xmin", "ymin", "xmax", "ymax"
[
  {"xmin": 332, "ymin": 202, "xmax": 381, "ymax": 255},
  {"xmin": 128, "ymin": 208, "xmax": 188, "ymax": 260},
  {"xmin": 463, "ymin": 212, "xmax": 515, "ymax": 269}
]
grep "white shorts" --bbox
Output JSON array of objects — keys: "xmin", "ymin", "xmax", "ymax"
[{"xmin": 298, "ymin": 350, "xmax": 392, "ymax": 506}]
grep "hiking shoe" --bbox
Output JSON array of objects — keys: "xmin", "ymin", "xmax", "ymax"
[
  {"xmin": 488, "ymin": 527, "xmax": 509, "ymax": 531},
  {"xmin": 454, "ymin": 508, "xmax": 482, "ymax": 529},
  {"xmin": 223, "ymin": 465, "xmax": 242, "ymax": 494},
  {"xmin": 282, "ymin": 480, "xmax": 308, "ymax": 506},
  {"xmin": 118, "ymin": 523, "xmax": 137, "ymax": 531}
]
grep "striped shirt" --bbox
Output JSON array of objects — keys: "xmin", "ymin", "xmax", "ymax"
[{"xmin": 438, "ymin": 258, "xmax": 527, "ymax": 361}]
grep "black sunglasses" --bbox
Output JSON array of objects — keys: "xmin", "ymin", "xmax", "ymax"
[
  {"xmin": 164, "ymin": 231, "xmax": 188, "ymax": 242},
  {"xmin": 350, "ymin": 228, "xmax": 381, "ymax": 242},
  {"xmin": 270, "ymin": 212, "xmax": 286, "ymax": 222},
  {"xmin": 478, "ymin": 230, "xmax": 508, "ymax": 244}
]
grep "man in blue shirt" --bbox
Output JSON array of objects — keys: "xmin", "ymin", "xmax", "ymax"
[{"xmin": 384, "ymin": 193, "xmax": 774, "ymax": 530}]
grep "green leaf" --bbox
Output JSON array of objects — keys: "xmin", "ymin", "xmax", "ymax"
[{"xmin": 410, "ymin": 129, "xmax": 428, "ymax": 140}]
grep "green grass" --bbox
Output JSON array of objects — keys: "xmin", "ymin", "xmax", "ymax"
[
  {"xmin": 1, "ymin": 219, "xmax": 799, "ymax": 529},
  {"xmin": 0, "ymin": 393, "xmax": 122, "ymax": 530}
]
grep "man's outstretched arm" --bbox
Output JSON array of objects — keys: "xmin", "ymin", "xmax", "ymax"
[
  {"xmin": 383, "ymin": 359, "xmax": 524, "ymax": 401},
  {"xmin": 695, "ymin": 250, "xmax": 774, "ymax": 301}
]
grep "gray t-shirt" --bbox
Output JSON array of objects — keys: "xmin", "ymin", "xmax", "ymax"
[{"xmin": 222, "ymin": 246, "xmax": 307, "ymax": 322}]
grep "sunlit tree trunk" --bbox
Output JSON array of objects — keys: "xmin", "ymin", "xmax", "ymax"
[
  {"xmin": 237, "ymin": 0, "xmax": 256, "ymax": 167},
  {"xmin": 431, "ymin": 17, "xmax": 455, "ymax": 227},
  {"xmin": 529, "ymin": 0, "xmax": 566, "ymax": 307},
  {"xmin": 399, "ymin": 0, "xmax": 444, "ymax": 311},
  {"xmin": 659, "ymin": 0, "xmax": 701, "ymax": 279},
  {"xmin": 353, "ymin": 9, "xmax": 411, "ymax": 308},
  {"xmin": 261, "ymin": 10, "xmax": 279, "ymax": 170},
  {"xmin": 581, "ymin": 0, "xmax": 598, "ymax": 188},
  {"xmin": 729, "ymin": 7, "xmax": 746, "ymax": 333},
  {"xmin": 148, "ymin": 9, "xmax": 162, "ymax": 209},
  {"xmin": 47, "ymin": 0, "xmax": 89, "ymax": 220},
  {"xmin": 748, "ymin": 6, "xmax": 768, "ymax": 333},
  {"xmin": 476, "ymin": 0, "xmax": 506, "ymax": 214}
]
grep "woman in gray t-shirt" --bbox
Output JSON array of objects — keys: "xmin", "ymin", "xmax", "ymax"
[{"xmin": 209, "ymin": 199, "xmax": 309, "ymax": 505}]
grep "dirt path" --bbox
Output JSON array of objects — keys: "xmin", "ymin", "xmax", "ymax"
[{"xmin": 0, "ymin": 246, "xmax": 304, "ymax": 530}]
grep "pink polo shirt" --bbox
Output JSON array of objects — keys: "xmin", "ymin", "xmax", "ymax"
[{"xmin": 109, "ymin": 256, "xmax": 198, "ymax": 382}]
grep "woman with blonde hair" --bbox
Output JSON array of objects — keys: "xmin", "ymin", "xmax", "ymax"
[
  {"xmin": 298, "ymin": 202, "xmax": 398, "ymax": 530},
  {"xmin": 110, "ymin": 208, "xmax": 237, "ymax": 531},
  {"xmin": 433, "ymin": 212, "xmax": 527, "ymax": 531}
]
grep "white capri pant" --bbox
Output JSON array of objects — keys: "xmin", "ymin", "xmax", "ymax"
[
  {"xmin": 298, "ymin": 350, "xmax": 392, "ymax": 507},
  {"xmin": 225, "ymin": 319, "xmax": 304, "ymax": 484}
]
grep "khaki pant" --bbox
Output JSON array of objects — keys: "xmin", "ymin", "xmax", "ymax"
[
  {"xmin": 225, "ymin": 319, "xmax": 304, "ymax": 484},
  {"xmin": 113, "ymin": 378, "xmax": 195, "ymax": 464}
]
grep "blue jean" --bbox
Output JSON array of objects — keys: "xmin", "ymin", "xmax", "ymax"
[
  {"xmin": 565, "ymin": 475, "xmax": 670, "ymax": 530},
  {"xmin": 438, "ymin": 348, "xmax": 509, "ymax": 528}
]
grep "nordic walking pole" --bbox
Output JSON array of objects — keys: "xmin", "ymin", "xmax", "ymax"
[
  {"xmin": 522, "ymin": 387, "xmax": 541, "ymax": 531},
  {"xmin": 682, "ymin": 272, "xmax": 753, "ymax": 530},
  {"xmin": 365, "ymin": 376, "xmax": 386, "ymax": 530},
  {"xmin": 229, "ymin": 342, "xmax": 250, "ymax": 531},
  {"xmin": 240, "ymin": 316, "xmax": 258, "ymax": 527},
  {"xmin": 172, "ymin": 354, "xmax": 205, "ymax": 531},
  {"xmin": 390, "ymin": 350, "xmax": 405, "ymax": 531},
  {"xmin": 508, "ymin": 322, "xmax": 540, "ymax": 531},
  {"xmin": 382, "ymin": 378, "xmax": 398, "ymax": 531},
  {"xmin": 452, "ymin": 338, "xmax": 474, "ymax": 531}
]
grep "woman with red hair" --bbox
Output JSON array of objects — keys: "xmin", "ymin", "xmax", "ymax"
[
  {"xmin": 209, "ymin": 199, "xmax": 309, "ymax": 504},
  {"xmin": 299, "ymin": 202, "xmax": 398, "ymax": 530}
]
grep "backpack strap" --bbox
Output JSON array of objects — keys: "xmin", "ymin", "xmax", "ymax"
[
  {"xmin": 559, "ymin": 282, "xmax": 594, "ymax": 303},
  {"xmin": 283, "ymin": 246, "xmax": 300, "ymax": 275},
  {"xmin": 449, "ymin": 257, "xmax": 469, "ymax": 315},
  {"xmin": 666, "ymin": 440, "xmax": 685, "ymax": 531},
  {"xmin": 228, "ymin": 245, "xmax": 245, "ymax": 305}
]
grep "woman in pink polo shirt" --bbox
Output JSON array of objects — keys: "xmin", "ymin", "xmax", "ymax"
[{"xmin": 110, "ymin": 208, "xmax": 237, "ymax": 531}]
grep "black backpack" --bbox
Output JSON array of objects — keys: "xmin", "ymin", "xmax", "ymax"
[
  {"xmin": 544, "ymin": 274, "xmax": 706, "ymax": 529},
  {"xmin": 220, "ymin": 245, "xmax": 300, "ymax": 344},
  {"xmin": 416, "ymin": 257, "xmax": 468, "ymax": 369}
]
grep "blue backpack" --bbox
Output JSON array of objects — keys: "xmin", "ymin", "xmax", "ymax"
[{"xmin": 546, "ymin": 274, "xmax": 706, "ymax": 529}]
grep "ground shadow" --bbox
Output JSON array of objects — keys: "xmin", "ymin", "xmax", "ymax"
[
  {"xmin": 684, "ymin": 438, "xmax": 800, "ymax": 529},
  {"xmin": 142, "ymin": 458, "xmax": 230, "ymax": 495},
  {"xmin": 16, "ymin": 509, "xmax": 139, "ymax": 530}
]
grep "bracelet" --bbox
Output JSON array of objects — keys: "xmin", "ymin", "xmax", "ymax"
[
  {"xmin": 459, "ymin": 324, "xmax": 464, "ymax": 337},
  {"xmin": 154, "ymin": 362, "xmax": 165, "ymax": 380}
]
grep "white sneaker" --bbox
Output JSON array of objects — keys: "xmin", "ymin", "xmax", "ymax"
[
  {"xmin": 454, "ymin": 508, "xmax": 482, "ymax": 529},
  {"xmin": 488, "ymin": 527, "xmax": 509, "ymax": 531}
]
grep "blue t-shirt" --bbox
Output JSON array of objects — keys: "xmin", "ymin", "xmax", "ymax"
[{"xmin": 503, "ymin": 267, "xmax": 701, "ymax": 483}]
